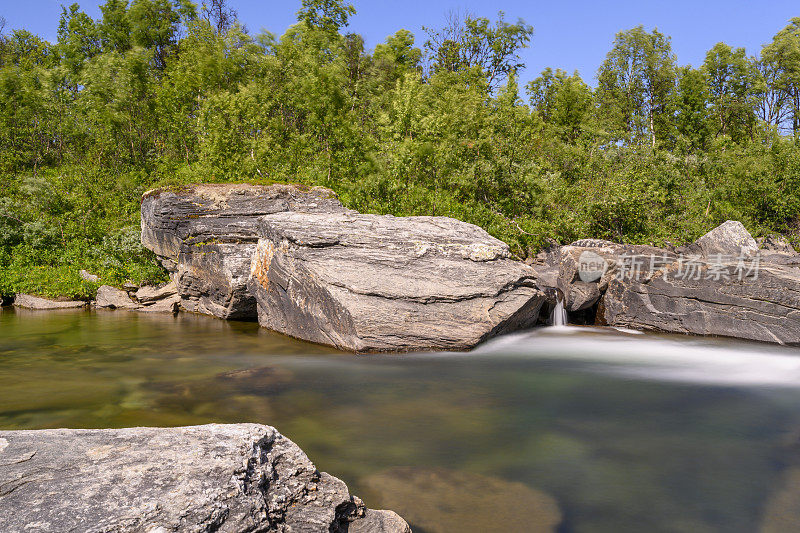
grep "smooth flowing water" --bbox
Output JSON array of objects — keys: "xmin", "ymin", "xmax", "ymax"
[{"xmin": 2, "ymin": 307, "xmax": 800, "ymax": 533}]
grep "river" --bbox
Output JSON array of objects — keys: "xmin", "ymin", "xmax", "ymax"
[{"xmin": 2, "ymin": 307, "xmax": 799, "ymax": 532}]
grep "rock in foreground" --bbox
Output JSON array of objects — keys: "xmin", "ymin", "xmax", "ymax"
[
  {"xmin": 0, "ymin": 423, "xmax": 409, "ymax": 533},
  {"xmin": 248, "ymin": 212, "xmax": 545, "ymax": 352},
  {"xmin": 141, "ymin": 183, "xmax": 347, "ymax": 320}
]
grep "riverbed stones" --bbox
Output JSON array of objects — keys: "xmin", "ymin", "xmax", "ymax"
[
  {"xmin": 360, "ymin": 467, "xmax": 561, "ymax": 533},
  {"xmin": 13, "ymin": 294, "xmax": 87, "ymax": 310},
  {"xmin": 248, "ymin": 212, "xmax": 545, "ymax": 352},
  {"xmin": 141, "ymin": 183, "xmax": 347, "ymax": 320},
  {"xmin": 0, "ymin": 423, "xmax": 409, "ymax": 533}
]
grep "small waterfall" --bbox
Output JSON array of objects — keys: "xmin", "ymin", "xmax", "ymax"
[{"xmin": 550, "ymin": 297, "xmax": 568, "ymax": 327}]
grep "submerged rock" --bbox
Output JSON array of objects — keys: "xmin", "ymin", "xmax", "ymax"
[
  {"xmin": 248, "ymin": 212, "xmax": 545, "ymax": 352},
  {"xmin": 141, "ymin": 183, "xmax": 347, "ymax": 320},
  {"xmin": 361, "ymin": 467, "xmax": 561, "ymax": 533},
  {"xmin": 13, "ymin": 294, "xmax": 86, "ymax": 310},
  {"xmin": 0, "ymin": 423, "xmax": 409, "ymax": 533}
]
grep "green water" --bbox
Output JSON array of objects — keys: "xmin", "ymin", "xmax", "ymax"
[{"xmin": 2, "ymin": 307, "xmax": 800, "ymax": 532}]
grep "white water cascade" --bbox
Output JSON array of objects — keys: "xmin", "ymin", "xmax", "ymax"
[{"xmin": 550, "ymin": 297, "xmax": 568, "ymax": 327}]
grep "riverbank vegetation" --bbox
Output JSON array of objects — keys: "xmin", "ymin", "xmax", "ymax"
[{"xmin": 2, "ymin": 0, "xmax": 800, "ymax": 298}]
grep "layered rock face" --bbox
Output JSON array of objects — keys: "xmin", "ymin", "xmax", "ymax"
[
  {"xmin": 533, "ymin": 221, "xmax": 800, "ymax": 344},
  {"xmin": 141, "ymin": 184, "xmax": 347, "ymax": 319},
  {"xmin": 248, "ymin": 212, "xmax": 545, "ymax": 352},
  {"xmin": 0, "ymin": 423, "xmax": 409, "ymax": 533}
]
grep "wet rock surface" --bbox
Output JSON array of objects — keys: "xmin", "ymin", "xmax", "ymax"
[
  {"xmin": 248, "ymin": 212, "xmax": 545, "ymax": 352},
  {"xmin": 141, "ymin": 183, "xmax": 347, "ymax": 320},
  {"xmin": 0, "ymin": 423, "xmax": 409, "ymax": 533}
]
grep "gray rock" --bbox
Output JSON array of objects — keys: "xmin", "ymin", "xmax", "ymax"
[
  {"xmin": 96, "ymin": 285, "xmax": 141, "ymax": 310},
  {"xmin": 13, "ymin": 294, "xmax": 86, "ymax": 310},
  {"xmin": 135, "ymin": 280, "xmax": 178, "ymax": 303},
  {"xmin": 530, "ymin": 222, "xmax": 800, "ymax": 344},
  {"xmin": 248, "ymin": 212, "xmax": 545, "ymax": 352},
  {"xmin": 602, "ymin": 259, "xmax": 800, "ymax": 344},
  {"xmin": 79, "ymin": 269, "xmax": 100, "ymax": 283},
  {"xmin": 693, "ymin": 220, "xmax": 759, "ymax": 258},
  {"xmin": 0, "ymin": 423, "xmax": 409, "ymax": 533},
  {"xmin": 136, "ymin": 293, "xmax": 181, "ymax": 314},
  {"xmin": 758, "ymin": 234, "xmax": 798, "ymax": 255},
  {"xmin": 349, "ymin": 511, "xmax": 412, "ymax": 533},
  {"xmin": 141, "ymin": 183, "xmax": 347, "ymax": 320},
  {"xmin": 532, "ymin": 241, "xmax": 675, "ymax": 312}
]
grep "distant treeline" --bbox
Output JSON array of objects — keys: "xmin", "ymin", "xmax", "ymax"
[{"xmin": 1, "ymin": 0, "xmax": 800, "ymax": 297}]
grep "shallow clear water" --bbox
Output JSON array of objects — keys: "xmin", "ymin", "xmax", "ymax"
[{"xmin": 2, "ymin": 308, "xmax": 800, "ymax": 532}]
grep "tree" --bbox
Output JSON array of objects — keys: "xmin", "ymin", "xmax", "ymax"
[
  {"xmin": 200, "ymin": 0, "xmax": 238, "ymax": 34},
  {"xmin": 702, "ymin": 42, "xmax": 758, "ymax": 142},
  {"xmin": 98, "ymin": 0, "xmax": 132, "ymax": 53},
  {"xmin": 297, "ymin": 0, "xmax": 355, "ymax": 34},
  {"xmin": 527, "ymin": 68, "xmax": 592, "ymax": 142},
  {"xmin": 762, "ymin": 18, "xmax": 800, "ymax": 134},
  {"xmin": 597, "ymin": 26, "xmax": 677, "ymax": 147},
  {"xmin": 424, "ymin": 11, "xmax": 533, "ymax": 89},
  {"xmin": 675, "ymin": 66, "xmax": 712, "ymax": 151},
  {"xmin": 754, "ymin": 53, "xmax": 790, "ymax": 128},
  {"xmin": 57, "ymin": 3, "xmax": 101, "ymax": 80},
  {"xmin": 372, "ymin": 29, "xmax": 422, "ymax": 86},
  {"xmin": 129, "ymin": 0, "xmax": 194, "ymax": 69}
]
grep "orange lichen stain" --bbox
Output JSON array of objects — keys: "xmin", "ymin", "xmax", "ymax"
[{"xmin": 250, "ymin": 239, "xmax": 275, "ymax": 286}]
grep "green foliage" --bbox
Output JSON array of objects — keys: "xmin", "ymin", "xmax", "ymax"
[{"xmin": 2, "ymin": 3, "xmax": 800, "ymax": 298}]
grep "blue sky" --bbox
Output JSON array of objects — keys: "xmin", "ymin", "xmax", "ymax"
[{"xmin": 3, "ymin": 0, "xmax": 800, "ymax": 86}]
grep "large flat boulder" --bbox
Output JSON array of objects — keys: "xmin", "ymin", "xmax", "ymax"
[
  {"xmin": 0, "ymin": 423, "xmax": 408, "ymax": 533},
  {"xmin": 248, "ymin": 212, "xmax": 545, "ymax": 352},
  {"xmin": 141, "ymin": 183, "xmax": 347, "ymax": 320}
]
